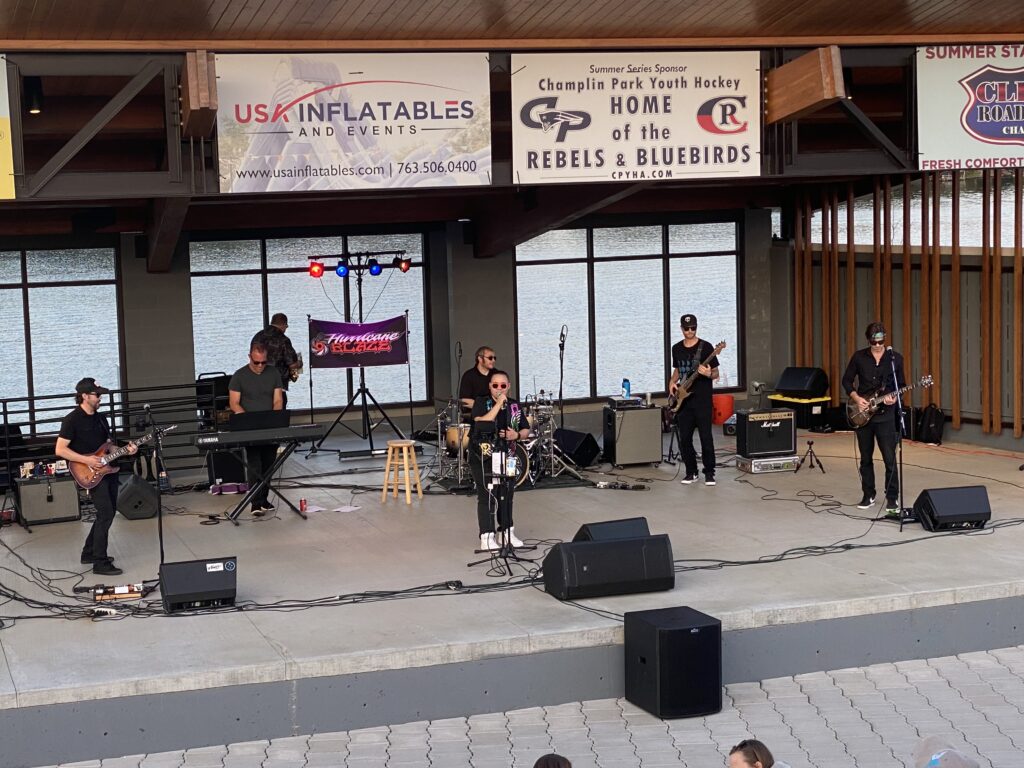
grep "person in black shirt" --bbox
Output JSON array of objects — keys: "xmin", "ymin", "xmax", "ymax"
[
  {"xmin": 55, "ymin": 377, "xmax": 137, "ymax": 576},
  {"xmin": 459, "ymin": 346, "xmax": 497, "ymax": 413},
  {"xmin": 251, "ymin": 312, "xmax": 300, "ymax": 407},
  {"xmin": 841, "ymin": 322, "xmax": 906, "ymax": 515},
  {"xmin": 468, "ymin": 369, "xmax": 531, "ymax": 551},
  {"xmin": 669, "ymin": 314, "xmax": 720, "ymax": 485}
]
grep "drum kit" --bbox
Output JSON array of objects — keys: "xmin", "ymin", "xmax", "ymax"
[{"xmin": 433, "ymin": 391, "xmax": 583, "ymax": 489}]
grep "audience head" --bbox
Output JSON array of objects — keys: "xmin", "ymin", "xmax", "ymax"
[
  {"xmin": 913, "ymin": 736, "xmax": 980, "ymax": 768},
  {"xmin": 533, "ymin": 755, "xmax": 572, "ymax": 768},
  {"xmin": 270, "ymin": 312, "xmax": 288, "ymax": 329},
  {"xmin": 729, "ymin": 739, "xmax": 775, "ymax": 768}
]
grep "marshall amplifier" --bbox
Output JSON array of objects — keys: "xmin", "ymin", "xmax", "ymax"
[{"xmin": 735, "ymin": 409, "xmax": 796, "ymax": 458}]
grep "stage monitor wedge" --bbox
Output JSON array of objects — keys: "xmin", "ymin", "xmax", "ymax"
[
  {"xmin": 554, "ymin": 428, "xmax": 601, "ymax": 468},
  {"xmin": 543, "ymin": 535, "xmax": 674, "ymax": 600},
  {"xmin": 775, "ymin": 366, "xmax": 829, "ymax": 398},
  {"xmin": 573, "ymin": 517, "xmax": 651, "ymax": 542},
  {"xmin": 117, "ymin": 474, "xmax": 158, "ymax": 520},
  {"xmin": 913, "ymin": 486, "xmax": 990, "ymax": 531},
  {"xmin": 159, "ymin": 556, "xmax": 238, "ymax": 614}
]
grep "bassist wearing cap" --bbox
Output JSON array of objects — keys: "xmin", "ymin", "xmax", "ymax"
[
  {"xmin": 668, "ymin": 314, "xmax": 720, "ymax": 486},
  {"xmin": 842, "ymin": 322, "xmax": 905, "ymax": 516},
  {"xmin": 55, "ymin": 377, "xmax": 137, "ymax": 576}
]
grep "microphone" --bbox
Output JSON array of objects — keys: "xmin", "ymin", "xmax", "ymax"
[
  {"xmin": 559, "ymin": 325, "xmax": 568, "ymax": 343},
  {"xmin": 143, "ymin": 403, "xmax": 151, "ymax": 412},
  {"xmin": 885, "ymin": 346, "xmax": 893, "ymax": 352},
  {"xmin": 46, "ymin": 480, "xmax": 53, "ymax": 502},
  {"xmin": 455, "ymin": 341, "xmax": 462, "ymax": 358}
]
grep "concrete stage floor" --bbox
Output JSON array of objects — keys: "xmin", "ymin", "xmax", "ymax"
[{"xmin": 1, "ymin": 428, "xmax": 1023, "ymax": 763}]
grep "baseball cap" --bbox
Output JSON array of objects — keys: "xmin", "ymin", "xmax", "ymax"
[
  {"xmin": 75, "ymin": 377, "xmax": 110, "ymax": 395},
  {"xmin": 680, "ymin": 314, "xmax": 698, "ymax": 328},
  {"xmin": 913, "ymin": 736, "xmax": 981, "ymax": 768}
]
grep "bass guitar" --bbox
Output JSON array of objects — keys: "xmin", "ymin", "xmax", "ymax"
[
  {"xmin": 667, "ymin": 340, "xmax": 727, "ymax": 413},
  {"xmin": 69, "ymin": 425, "xmax": 178, "ymax": 490},
  {"xmin": 845, "ymin": 375, "xmax": 933, "ymax": 428}
]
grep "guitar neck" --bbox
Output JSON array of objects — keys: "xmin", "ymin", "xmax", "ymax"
[{"xmin": 105, "ymin": 433, "xmax": 151, "ymax": 462}]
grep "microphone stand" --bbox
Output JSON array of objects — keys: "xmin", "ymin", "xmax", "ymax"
[
  {"xmin": 888, "ymin": 349, "xmax": 912, "ymax": 531},
  {"xmin": 405, "ymin": 310, "xmax": 414, "ymax": 437},
  {"xmin": 306, "ymin": 314, "xmax": 315, "ymax": 426},
  {"xmin": 144, "ymin": 406, "xmax": 166, "ymax": 565},
  {"xmin": 557, "ymin": 325, "xmax": 567, "ymax": 430}
]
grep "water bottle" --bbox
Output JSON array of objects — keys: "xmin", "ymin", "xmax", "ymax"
[{"xmin": 621, "ymin": 378, "xmax": 631, "ymax": 399}]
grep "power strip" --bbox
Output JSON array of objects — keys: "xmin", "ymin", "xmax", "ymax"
[{"xmin": 594, "ymin": 481, "xmax": 648, "ymax": 490}]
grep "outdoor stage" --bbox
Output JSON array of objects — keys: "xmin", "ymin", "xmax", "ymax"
[{"xmin": 2, "ymin": 428, "xmax": 1023, "ymax": 767}]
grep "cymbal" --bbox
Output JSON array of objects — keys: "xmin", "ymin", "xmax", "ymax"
[{"xmin": 434, "ymin": 396, "xmax": 457, "ymax": 405}]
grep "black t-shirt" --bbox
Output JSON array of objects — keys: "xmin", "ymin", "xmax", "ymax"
[
  {"xmin": 671, "ymin": 339, "xmax": 720, "ymax": 406},
  {"xmin": 251, "ymin": 326, "xmax": 299, "ymax": 391},
  {"xmin": 58, "ymin": 406, "xmax": 111, "ymax": 455},
  {"xmin": 459, "ymin": 367, "xmax": 491, "ymax": 404},
  {"xmin": 842, "ymin": 347, "xmax": 906, "ymax": 420},
  {"xmin": 469, "ymin": 396, "xmax": 524, "ymax": 455}
]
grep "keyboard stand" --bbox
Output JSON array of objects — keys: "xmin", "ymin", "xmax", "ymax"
[{"xmin": 226, "ymin": 440, "xmax": 305, "ymax": 524}]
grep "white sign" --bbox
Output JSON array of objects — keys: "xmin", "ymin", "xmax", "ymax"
[
  {"xmin": 216, "ymin": 53, "xmax": 492, "ymax": 192},
  {"xmin": 511, "ymin": 52, "xmax": 760, "ymax": 184},
  {"xmin": 918, "ymin": 45, "xmax": 1024, "ymax": 170}
]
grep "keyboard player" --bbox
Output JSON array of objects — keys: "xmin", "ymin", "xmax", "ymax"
[{"xmin": 229, "ymin": 341, "xmax": 285, "ymax": 516}]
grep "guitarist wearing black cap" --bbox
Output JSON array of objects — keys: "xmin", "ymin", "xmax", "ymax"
[
  {"xmin": 668, "ymin": 314, "xmax": 720, "ymax": 486},
  {"xmin": 54, "ymin": 377, "xmax": 136, "ymax": 576}
]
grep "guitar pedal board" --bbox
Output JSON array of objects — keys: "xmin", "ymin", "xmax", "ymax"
[{"xmin": 735, "ymin": 454, "xmax": 800, "ymax": 474}]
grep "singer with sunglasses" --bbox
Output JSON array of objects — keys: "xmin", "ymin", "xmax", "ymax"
[
  {"xmin": 228, "ymin": 342, "xmax": 285, "ymax": 516},
  {"xmin": 841, "ymin": 322, "xmax": 905, "ymax": 516},
  {"xmin": 468, "ymin": 370, "xmax": 531, "ymax": 551},
  {"xmin": 459, "ymin": 346, "xmax": 498, "ymax": 411}
]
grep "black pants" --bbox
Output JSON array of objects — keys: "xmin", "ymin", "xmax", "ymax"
[
  {"xmin": 675, "ymin": 402, "xmax": 716, "ymax": 478},
  {"xmin": 82, "ymin": 473, "xmax": 119, "ymax": 561},
  {"xmin": 856, "ymin": 414, "xmax": 898, "ymax": 502},
  {"xmin": 245, "ymin": 444, "xmax": 279, "ymax": 507},
  {"xmin": 469, "ymin": 451, "xmax": 515, "ymax": 534}
]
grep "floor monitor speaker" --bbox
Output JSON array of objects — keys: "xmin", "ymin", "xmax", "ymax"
[
  {"xmin": 117, "ymin": 474, "xmax": 159, "ymax": 519},
  {"xmin": 159, "ymin": 556, "xmax": 238, "ymax": 614},
  {"xmin": 572, "ymin": 517, "xmax": 651, "ymax": 542},
  {"xmin": 775, "ymin": 367, "xmax": 829, "ymax": 398},
  {"xmin": 542, "ymin": 535, "xmax": 674, "ymax": 600},
  {"xmin": 553, "ymin": 428, "xmax": 601, "ymax": 468},
  {"xmin": 913, "ymin": 486, "xmax": 990, "ymax": 531},
  {"xmin": 625, "ymin": 606, "xmax": 722, "ymax": 718}
]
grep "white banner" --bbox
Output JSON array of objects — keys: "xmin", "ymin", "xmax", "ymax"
[
  {"xmin": 511, "ymin": 52, "xmax": 760, "ymax": 184},
  {"xmin": 918, "ymin": 45, "xmax": 1024, "ymax": 170},
  {"xmin": 0, "ymin": 56, "xmax": 14, "ymax": 200},
  {"xmin": 216, "ymin": 53, "xmax": 492, "ymax": 192}
]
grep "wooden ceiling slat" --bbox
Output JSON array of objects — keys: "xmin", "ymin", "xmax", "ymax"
[
  {"xmin": 224, "ymin": 0, "xmax": 275, "ymax": 37},
  {"xmin": 255, "ymin": 0, "xmax": 301, "ymax": 39},
  {"xmin": 246, "ymin": 0, "xmax": 289, "ymax": 39},
  {"xmin": 334, "ymin": 0, "xmax": 396, "ymax": 38}
]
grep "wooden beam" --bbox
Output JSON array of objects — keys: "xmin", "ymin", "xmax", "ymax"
[
  {"xmin": 147, "ymin": 196, "xmax": 190, "ymax": 272},
  {"xmin": 991, "ymin": 169, "xmax": 1002, "ymax": 434},
  {"xmin": 901, "ymin": 176, "xmax": 912, "ymax": 396},
  {"xmin": 846, "ymin": 184, "xmax": 856, "ymax": 366},
  {"xmin": 794, "ymin": 199, "xmax": 805, "ymax": 367},
  {"xmin": 920, "ymin": 173, "xmax": 930, "ymax": 407},
  {"xmin": 181, "ymin": 51, "xmax": 217, "ymax": 138},
  {"xmin": 765, "ymin": 46, "xmax": 845, "ymax": 125},
  {"xmin": 882, "ymin": 175, "xmax": 892, "ymax": 333},
  {"xmin": 981, "ymin": 170, "xmax": 991, "ymax": 432},
  {"xmin": 951, "ymin": 172, "xmax": 961, "ymax": 430},
  {"xmin": 821, "ymin": 189, "xmax": 831, "ymax": 385},
  {"xmin": 1015, "ymin": 168, "xmax": 1023, "ymax": 438},
  {"xmin": 473, "ymin": 183, "xmax": 647, "ymax": 258},
  {"xmin": 930, "ymin": 172, "xmax": 941, "ymax": 410}
]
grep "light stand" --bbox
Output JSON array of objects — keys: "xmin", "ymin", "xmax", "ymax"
[
  {"xmin": 889, "ymin": 350, "xmax": 913, "ymax": 531},
  {"xmin": 405, "ymin": 309, "xmax": 414, "ymax": 437},
  {"xmin": 795, "ymin": 439, "xmax": 825, "ymax": 473}
]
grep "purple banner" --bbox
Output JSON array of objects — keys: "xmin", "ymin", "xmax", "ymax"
[{"xmin": 309, "ymin": 315, "xmax": 408, "ymax": 368}]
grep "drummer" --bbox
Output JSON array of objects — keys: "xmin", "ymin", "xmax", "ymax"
[{"xmin": 459, "ymin": 346, "xmax": 497, "ymax": 414}]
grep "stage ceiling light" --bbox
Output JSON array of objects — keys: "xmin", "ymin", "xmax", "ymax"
[
  {"xmin": 367, "ymin": 258, "xmax": 382, "ymax": 276},
  {"xmin": 308, "ymin": 261, "xmax": 325, "ymax": 278},
  {"xmin": 335, "ymin": 262, "xmax": 349, "ymax": 277},
  {"xmin": 24, "ymin": 76, "xmax": 43, "ymax": 115},
  {"xmin": 393, "ymin": 256, "xmax": 412, "ymax": 273}
]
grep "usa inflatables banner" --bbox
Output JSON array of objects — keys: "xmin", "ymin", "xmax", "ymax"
[
  {"xmin": 309, "ymin": 315, "xmax": 408, "ymax": 368},
  {"xmin": 216, "ymin": 53, "xmax": 492, "ymax": 192}
]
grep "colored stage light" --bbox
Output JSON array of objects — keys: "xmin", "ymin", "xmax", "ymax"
[
  {"xmin": 335, "ymin": 262, "xmax": 349, "ymax": 277},
  {"xmin": 393, "ymin": 256, "xmax": 412, "ymax": 273},
  {"xmin": 308, "ymin": 261, "xmax": 325, "ymax": 278},
  {"xmin": 367, "ymin": 259, "xmax": 382, "ymax": 276}
]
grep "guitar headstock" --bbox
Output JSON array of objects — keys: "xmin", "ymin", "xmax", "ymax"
[
  {"xmin": 713, "ymin": 340, "xmax": 727, "ymax": 354},
  {"xmin": 919, "ymin": 375, "xmax": 934, "ymax": 388}
]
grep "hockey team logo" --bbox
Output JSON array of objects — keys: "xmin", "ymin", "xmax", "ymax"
[
  {"xmin": 696, "ymin": 96, "xmax": 748, "ymax": 134},
  {"xmin": 520, "ymin": 96, "xmax": 591, "ymax": 142},
  {"xmin": 959, "ymin": 65, "xmax": 1024, "ymax": 146}
]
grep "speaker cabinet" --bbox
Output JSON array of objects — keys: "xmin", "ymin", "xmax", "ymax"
[
  {"xmin": 16, "ymin": 476, "xmax": 80, "ymax": 524},
  {"xmin": 573, "ymin": 517, "xmax": 651, "ymax": 542},
  {"xmin": 602, "ymin": 407, "xmax": 662, "ymax": 465},
  {"xmin": 159, "ymin": 556, "xmax": 238, "ymax": 614},
  {"xmin": 206, "ymin": 449, "xmax": 247, "ymax": 485},
  {"xmin": 775, "ymin": 367, "xmax": 829, "ymax": 398},
  {"xmin": 625, "ymin": 606, "xmax": 722, "ymax": 718},
  {"xmin": 542, "ymin": 535, "xmax": 675, "ymax": 600},
  {"xmin": 913, "ymin": 486, "xmax": 991, "ymax": 531},
  {"xmin": 117, "ymin": 474, "xmax": 159, "ymax": 519},
  {"xmin": 735, "ymin": 409, "xmax": 796, "ymax": 458},
  {"xmin": 554, "ymin": 428, "xmax": 601, "ymax": 468}
]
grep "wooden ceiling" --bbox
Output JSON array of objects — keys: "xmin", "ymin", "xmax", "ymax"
[{"xmin": 1, "ymin": 0, "xmax": 1024, "ymax": 49}]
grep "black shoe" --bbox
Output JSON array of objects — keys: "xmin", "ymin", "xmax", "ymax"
[
  {"xmin": 856, "ymin": 494, "xmax": 876, "ymax": 509},
  {"xmin": 93, "ymin": 561, "xmax": 123, "ymax": 576}
]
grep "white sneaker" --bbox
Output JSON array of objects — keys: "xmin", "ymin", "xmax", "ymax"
[
  {"xmin": 503, "ymin": 527, "xmax": 524, "ymax": 548},
  {"xmin": 479, "ymin": 532, "xmax": 499, "ymax": 551}
]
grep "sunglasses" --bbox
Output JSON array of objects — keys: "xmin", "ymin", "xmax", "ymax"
[
  {"xmin": 251, "ymin": 359, "xmax": 269, "ymax": 366},
  {"xmin": 490, "ymin": 382, "xmax": 509, "ymax": 389},
  {"xmin": 682, "ymin": 326, "xmax": 697, "ymax": 331},
  {"xmin": 483, "ymin": 355, "xmax": 497, "ymax": 361},
  {"xmin": 870, "ymin": 337, "xmax": 885, "ymax": 344}
]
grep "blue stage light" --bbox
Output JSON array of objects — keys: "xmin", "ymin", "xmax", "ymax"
[
  {"xmin": 335, "ymin": 262, "xmax": 349, "ymax": 277},
  {"xmin": 368, "ymin": 258, "xmax": 382, "ymax": 276}
]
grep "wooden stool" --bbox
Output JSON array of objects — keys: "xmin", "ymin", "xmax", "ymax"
[{"xmin": 381, "ymin": 439, "xmax": 423, "ymax": 504}]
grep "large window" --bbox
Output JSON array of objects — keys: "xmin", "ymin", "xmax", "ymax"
[
  {"xmin": 189, "ymin": 233, "xmax": 429, "ymax": 410},
  {"xmin": 0, "ymin": 248, "xmax": 121, "ymax": 425},
  {"xmin": 516, "ymin": 222, "xmax": 742, "ymax": 399}
]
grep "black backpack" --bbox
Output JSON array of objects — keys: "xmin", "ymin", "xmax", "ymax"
[{"xmin": 916, "ymin": 403, "xmax": 946, "ymax": 445}]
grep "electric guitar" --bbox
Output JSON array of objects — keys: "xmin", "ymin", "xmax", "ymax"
[
  {"xmin": 69, "ymin": 425, "xmax": 178, "ymax": 490},
  {"xmin": 845, "ymin": 375, "xmax": 933, "ymax": 428},
  {"xmin": 667, "ymin": 340, "xmax": 727, "ymax": 413}
]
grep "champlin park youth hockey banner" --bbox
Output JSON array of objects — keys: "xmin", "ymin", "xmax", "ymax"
[
  {"xmin": 309, "ymin": 316, "xmax": 409, "ymax": 369},
  {"xmin": 510, "ymin": 51, "xmax": 760, "ymax": 184},
  {"xmin": 216, "ymin": 53, "xmax": 492, "ymax": 193},
  {"xmin": 918, "ymin": 44, "xmax": 1024, "ymax": 170}
]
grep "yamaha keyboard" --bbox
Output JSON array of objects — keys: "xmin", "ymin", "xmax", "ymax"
[{"xmin": 195, "ymin": 423, "xmax": 327, "ymax": 450}]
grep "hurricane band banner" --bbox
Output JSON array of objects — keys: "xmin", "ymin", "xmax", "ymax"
[
  {"xmin": 215, "ymin": 53, "xmax": 492, "ymax": 193},
  {"xmin": 918, "ymin": 45, "xmax": 1024, "ymax": 169},
  {"xmin": 309, "ymin": 315, "xmax": 408, "ymax": 368}
]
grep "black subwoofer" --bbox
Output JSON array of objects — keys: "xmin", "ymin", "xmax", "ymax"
[
  {"xmin": 913, "ymin": 486, "xmax": 990, "ymax": 531},
  {"xmin": 775, "ymin": 367, "xmax": 829, "ymax": 398},
  {"xmin": 625, "ymin": 606, "xmax": 722, "ymax": 718},
  {"xmin": 542, "ymin": 535, "xmax": 674, "ymax": 600}
]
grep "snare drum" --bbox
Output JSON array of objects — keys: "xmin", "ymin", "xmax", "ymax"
[{"xmin": 445, "ymin": 423, "xmax": 471, "ymax": 455}]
